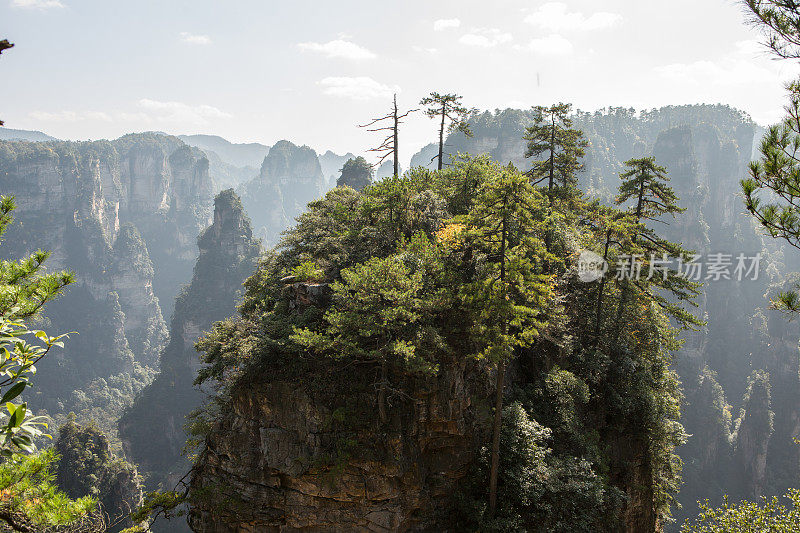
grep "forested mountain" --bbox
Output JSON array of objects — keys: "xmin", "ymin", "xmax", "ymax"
[
  {"xmin": 239, "ymin": 139, "xmax": 329, "ymax": 244},
  {"xmin": 0, "ymin": 127, "xmax": 57, "ymax": 142},
  {"xmin": 411, "ymin": 104, "xmax": 799, "ymax": 527},
  {"xmin": 119, "ymin": 189, "xmax": 260, "ymax": 496},
  {"xmin": 0, "ymin": 133, "xmax": 212, "ymax": 443},
  {"xmin": 0, "ymin": 104, "xmax": 794, "ymax": 532},
  {"xmin": 319, "ymin": 149, "xmax": 357, "ymax": 188}
]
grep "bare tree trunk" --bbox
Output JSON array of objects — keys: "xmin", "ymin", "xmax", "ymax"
[
  {"xmin": 488, "ymin": 361, "xmax": 506, "ymax": 515},
  {"xmin": 545, "ymin": 113, "xmax": 556, "ymax": 254},
  {"xmin": 594, "ymin": 229, "xmax": 612, "ymax": 344},
  {"xmin": 378, "ymin": 358, "xmax": 388, "ymax": 423},
  {"xmin": 438, "ymin": 103, "xmax": 446, "ymax": 171},
  {"xmin": 393, "ymin": 94, "xmax": 399, "ymax": 178},
  {"xmin": 489, "ymin": 213, "xmax": 508, "ymax": 516}
]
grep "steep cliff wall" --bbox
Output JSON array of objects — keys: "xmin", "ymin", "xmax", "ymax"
[
  {"xmin": 0, "ymin": 134, "xmax": 212, "ymax": 440},
  {"xmin": 188, "ymin": 348, "xmax": 489, "ymax": 532},
  {"xmin": 239, "ymin": 139, "xmax": 327, "ymax": 245},
  {"xmin": 119, "ymin": 189, "xmax": 260, "ymax": 490}
]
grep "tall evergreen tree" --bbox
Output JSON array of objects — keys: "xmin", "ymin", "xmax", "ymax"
[
  {"xmin": 523, "ymin": 103, "xmax": 588, "ymax": 203},
  {"xmin": 459, "ymin": 164, "xmax": 553, "ymax": 515},
  {"xmin": 0, "ymin": 196, "xmax": 100, "ymax": 531},
  {"xmin": 420, "ymin": 92, "xmax": 473, "ymax": 170},
  {"xmin": 613, "ymin": 157, "xmax": 701, "ymax": 337},
  {"xmin": 618, "ymin": 157, "xmax": 683, "ymax": 223}
]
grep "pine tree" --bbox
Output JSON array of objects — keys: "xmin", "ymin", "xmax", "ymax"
[
  {"xmin": 0, "ymin": 196, "xmax": 100, "ymax": 531},
  {"xmin": 744, "ymin": 0, "xmax": 800, "ymax": 59},
  {"xmin": 613, "ymin": 157, "xmax": 702, "ymax": 338},
  {"xmin": 523, "ymin": 103, "xmax": 588, "ymax": 204},
  {"xmin": 617, "ymin": 157, "xmax": 682, "ymax": 223},
  {"xmin": 292, "ymin": 252, "xmax": 435, "ymax": 423},
  {"xmin": 419, "ymin": 92, "xmax": 473, "ymax": 170},
  {"xmin": 459, "ymin": 164, "xmax": 553, "ymax": 515},
  {"xmin": 741, "ymin": 0, "xmax": 800, "ymax": 311}
]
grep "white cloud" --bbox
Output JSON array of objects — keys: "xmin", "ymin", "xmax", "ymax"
[
  {"xmin": 413, "ymin": 45, "xmax": 438, "ymax": 54},
  {"xmin": 319, "ymin": 77, "xmax": 399, "ymax": 100},
  {"xmin": 138, "ymin": 99, "xmax": 231, "ymax": 125},
  {"xmin": 28, "ymin": 101, "xmax": 230, "ymax": 127},
  {"xmin": 11, "ymin": 0, "xmax": 64, "ymax": 9},
  {"xmin": 434, "ymin": 18, "xmax": 461, "ymax": 31},
  {"xmin": 653, "ymin": 39, "xmax": 800, "ymax": 88},
  {"xmin": 525, "ymin": 2, "xmax": 621, "ymax": 31},
  {"xmin": 519, "ymin": 34, "xmax": 573, "ymax": 55},
  {"xmin": 29, "ymin": 111, "xmax": 80, "ymax": 122},
  {"xmin": 298, "ymin": 39, "xmax": 376, "ymax": 60},
  {"xmin": 180, "ymin": 32, "xmax": 212, "ymax": 45},
  {"xmin": 459, "ymin": 28, "xmax": 513, "ymax": 48}
]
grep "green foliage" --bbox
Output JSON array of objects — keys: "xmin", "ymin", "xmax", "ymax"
[
  {"xmin": 458, "ymin": 164, "xmax": 554, "ymax": 365},
  {"xmin": 0, "ymin": 195, "xmax": 103, "ymax": 531},
  {"xmin": 617, "ymin": 157, "xmax": 683, "ymax": 220},
  {"xmin": 0, "ymin": 450, "xmax": 98, "ymax": 532},
  {"xmin": 293, "ymin": 255, "xmax": 427, "ymax": 366},
  {"xmin": 128, "ymin": 489, "xmax": 186, "ymax": 532},
  {"xmin": 420, "ymin": 92, "xmax": 473, "ymax": 170},
  {"xmin": 744, "ymin": 0, "xmax": 800, "ymax": 60},
  {"xmin": 336, "ymin": 156, "xmax": 373, "ymax": 191},
  {"xmin": 453, "ymin": 402, "xmax": 618, "ymax": 532},
  {"xmin": 740, "ymin": 4, "xmax": 800, "ymax": 310},
  {"xmin": 291, "ymin": 261, "xmax": 324, "ymax": 283},
  {"xmin": 54, "ymin": 419, "xmax": 144, "ymax": 532},
  {"xmin": 613, "ymin": 157, "xmax": 703, "ymax": 331},
  {"xmin": 195, "ymin": 140, "xmax": 697, "ymax": 526},
  {"xmin": 524, "ymin": 102, "xmax": 588, "ymax": 204},
  {"xmin": 681, "ymin": 489, "xmax": 800, "ymax": 532}
]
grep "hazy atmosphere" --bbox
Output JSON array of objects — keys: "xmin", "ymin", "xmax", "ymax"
[
  {"xmin": 6, "ymin": 1, "xmax": 800, "ymax": 532},
  {"xmin": 3, "ymin": 0, "xmax": 799, "ymax": 163}
]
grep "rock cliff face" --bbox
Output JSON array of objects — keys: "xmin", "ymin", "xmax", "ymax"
[
  {"xmin": 55, "ymin": 420, "xmax": 145, "ymax": 533},
  {"xmin": 319, "ymin": 149, "xmax": 356, "ymax": 188},
  {"xmin": 188, "ymin": 352, "xmax": 489, "ymax": 532},
  {"xmin": 0, "ymin": 133, "xmax": 212, "ymax": 439},
  {"xmin": 119, "ymin": 189, "xmax": 260, "ymax": 490},
  {"xmin": 240, "ymin": 140, "xmax": 327, "ymax": 245}
]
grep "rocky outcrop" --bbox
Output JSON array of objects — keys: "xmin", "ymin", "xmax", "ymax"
[
  {"xmin": 409, "ymin": 104, "xmax": 800, "ymax": 528},
  {"xmin": 0, "ymin": 134, "xmax": 211, "ymax": 438},
  {"xmin": 188, "ymin": 357, "xmax": 489, "ymax": 532},
  {"xmin": 733, "ymin": 371, "xmax": 774, "ymax": 500},
  {"xmin": 240, "ymin": 140, "xmax": 327, "ymax": 245},
  {"xmin": 119, "ymin": 189, "xmax": 260, "ymax": 490},
  {"xmin": 319, "ymin": 149, "xmax": 356, "ymax": 188},
  {"xmin": 55, "ymin": 420, "xmax": 146, "ymax": 533}
]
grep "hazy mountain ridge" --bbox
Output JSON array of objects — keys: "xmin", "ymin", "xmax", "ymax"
[
  {"xmin": 0, "ymin": 133, "xmax": 212, "ymax": 444},
  {"xmin": 178, "ymin": 134, "xmax": 270, "ymax": 169}
]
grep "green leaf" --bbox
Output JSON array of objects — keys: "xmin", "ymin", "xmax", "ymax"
[{"xmin": 0, "ymin": 381, "xmax": 26, "ymax": 403}]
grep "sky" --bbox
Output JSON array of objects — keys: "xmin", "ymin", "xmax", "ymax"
[{"xmin": 2, "ymin": 0, "xmax": 800, "ymax": 167}]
